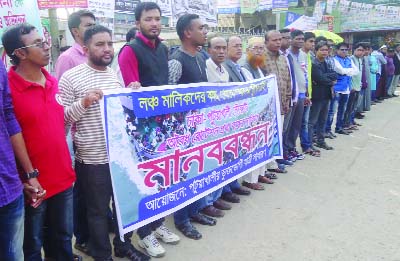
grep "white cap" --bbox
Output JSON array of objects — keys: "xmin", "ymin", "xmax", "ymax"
[{"xmin": 380, "ymin": 45, "xmax": 387, "ymax": 49}]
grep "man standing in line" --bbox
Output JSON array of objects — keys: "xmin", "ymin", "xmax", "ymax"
[
  {"xmin": 168, "ymin": 13, "xmax": 216, "ymax": 240},
  {"xmin": 0, "ymin": 60, "xmax": 46, "ymax": 261},
  {"xmin": 59, "ymin": 25, "xmax": 150, "ymax": 261},
  {"xmin": 199, "ymin": 36, "xmax": 233, "ymax": 217},
  {"xmin": 325, "ymin": 42, "xmax": 359, "ymax": 137},
  {"xmin": 54, "ymin": 10, "xmax": 96, "ymax": 255},
  {"xmin": 388, "ymin": 44, "xmax": 400, "ymax": 97},
  {"xmin": 264, "ymin": 30, "xmax": 292, "ymax": 170},
  {"xmin": 2, "ymin": 23, "xmax": 76, "ymax": 260},
  {"xmin": 118, "ymin": 2, "xmax": 179, "ymax": 258}
]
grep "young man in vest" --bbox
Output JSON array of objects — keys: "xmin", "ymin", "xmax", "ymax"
[
  {"xmin": 168, "ymin": 13, "xmax": 217, "ymax": 240},
  {"xmin": 118, "ymin": 2, "xmax": 179, "ymax": 258},
  {"xmin": 325, "ymin": 42, "xmax": 359, "ymax": 137}
]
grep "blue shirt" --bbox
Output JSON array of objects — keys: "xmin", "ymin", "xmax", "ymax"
[{"xmin": 0, "ymin": 62, "xmax": 23, "ymax": 207}]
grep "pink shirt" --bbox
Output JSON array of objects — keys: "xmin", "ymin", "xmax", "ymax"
[{"xmin": 55, "ymin": 43, "xmax": 87, "ymax": 80}]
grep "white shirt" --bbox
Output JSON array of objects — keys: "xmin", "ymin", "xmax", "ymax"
[{"xmin": 206, "ymin": 58, "xmax": 229, "ymax": 83}]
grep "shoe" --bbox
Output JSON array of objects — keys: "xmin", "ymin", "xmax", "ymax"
[
  {"xmin": 73, "ymin": 254, "xmax": 83, "ymax": 261},
  {"xmin": 355, "ymin": 113, "xmax": 365, "ymax": 119},
  {"xmin": 242, "ymin": 181, "xmax": 265, "ymax": 190},
  {"xmin": 335, "ymin": 129, "xmax": 350, "ymax": 135},
  {"xmin": 324, "ymin": 131, "xmax": 336, "ymax": 139},
  {"xmin": 138, "ymin": 233, "xmax": 166, "ymax": 257},
  {"xmin": 191, "ymin": 213, "xmax": 217, "ymax": 226},
  {"xmin": 267, "ymin": 168, "xmax": 286, "ymax": 174},
  {"xmin": 258, "ymin": 175, "xmax": 274, "ymax": 184},
  {"xmin": 114, "ymin": 244, "xmax": 150, "ymax": 261},
  {"xmin": 232, "ymin": 186, "xmax": 251, "ymax": 195},
  {"xmin": 290, "ymin": 149, "xmax": 305, "ymax": 160},
  {"xmin": 154, "ymin": 224, "xmax": 180, "ymax": 244},
  {"xmin": 315, "ymin": 141, "xmax": 334, "ymax": 150},
  {"xmin": 74, "ymin": 243, "xmax": 89, "ymax": 255},
  {"xmin": 94, "ymin": 256, "xmax": 113, "ymax": 261},
  {"xmin": 221, "ymin": 193, "xmax": 240, "ymax": 203},
  {"xmin": 175, "ymin": 222, "xmax": 202, "ymax": 240},
  {"xmin": 393, "ymin": 94, "xmax": 399, "ymax": 97},
  {"xmin": 213, "ymin": 199, "xmax": 232, "ymax": 210},
  {"xmin": 201, "ymin": 205, "xmax": 225, "ymax": 217},
  {"xmin": 276, "ymin": 159, "xmax": 294, "ymax": 166},
  {"xmin": 284, "ymin": 153, "xmax": 297, "ymax": 162},
  {"xmin": 264, "ymin": 172, "xmax": 278, "ymax": 179}
]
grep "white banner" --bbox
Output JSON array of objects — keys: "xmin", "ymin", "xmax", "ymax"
[{"xmin": 88, "ymin": 0, "xmax": 115, "ymax": 32}]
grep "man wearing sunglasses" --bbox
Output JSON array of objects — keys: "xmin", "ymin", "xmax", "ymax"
[
  {"xmin": 325, "ymin": 42, "xmax": 359, "ymax": 137},
  {"xmin": 2, "ymin": 23, "xmax": 76, "ymax": 260}
]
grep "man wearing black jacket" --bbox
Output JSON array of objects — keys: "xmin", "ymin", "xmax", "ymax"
[
  {"xmin": 309, "ymin": 41, "xmax": 337, "ymax": 151},
  {"xmin": 388, "ymin": 44, "xmax": 400, "ymax": 97}
]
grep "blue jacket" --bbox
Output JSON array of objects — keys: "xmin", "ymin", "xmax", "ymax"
[{"xmin": 333, "ymin": 55, "xmax": 352, "ymax": 92}]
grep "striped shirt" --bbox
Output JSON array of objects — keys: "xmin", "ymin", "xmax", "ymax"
[{"xmin": 59, "ymin": 63, "xmax": 122, "ymax": 164}]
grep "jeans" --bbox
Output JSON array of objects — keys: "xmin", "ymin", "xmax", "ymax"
[
  {"xmin": 75, "ymin": 161, "xmax": 133, "ymax": 259},
  {"xmin": 0, "ymin": 194, "xmax": 24, "ymax": 261},
  {"xmin": 173, "ymin": 199, "xmax": 202, "ymax": 226},
  {"xmin": 308, "ymin": 99, "xmax": 330, "ymax": 144},
  {"xmin": 199, "ymin": 188, "xmax": 223, "ymax": 210},
  {"xmin": 286, "ymin": 97, "xmax": 305, "ymax": 151},
  {"xmin": 300, "ymin": 105, "xmax": 311, "ymax": 150},
  {"xmin": 282, "ymin": 107, "xmax": 293, "ymax": 155},
  {"xmin": 343, "ymin": 91, "xmax": 359, "ymax": 126},
  {"xmin": 24, "ymin": 187, "xmax": 74, "ymax": 261},
  {"xmin": 389, "ymin": 74, "xmax": 399, "ymax": 96},
  {"xmin": 325, "ymin": 93, "xmax": 349, "ymax": 132},
  {"xmin": 222, "ymin": 180, "xmax": 241, "ymax": 194},
  {"xmin": 137, "ymin": 218, "xmax": 164, "ymax": 240},
  {"xmin": 385, "ymin": 75, "xmax": 394, "ymax": 95}
]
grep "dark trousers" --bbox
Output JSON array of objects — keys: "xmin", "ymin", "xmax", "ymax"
[
  {"xmin": 308, "ymin": 99, "xmax": 330, "ymax": 144},
  {"xmin": 173, "ymin": 199, "xmax": 202, "ymax": 226},
  {"xmin": 344, "ymin": 91, "xmax": 359, "ymax": 126},
  {"xmin": 24, "ymin": 187, "xmax": 74, "ymax": 261},
  {"xmin": 285, "ymin": 97, "xmax": 305, "ymax": 152},
  {"xmin": 75, "ymin": 161, "xmax": 133, "ymax": 260},
  {"xmin": 137, "ymin": 219, "xmax": 164, "ymax": 239},
  {"xmin": 0, "ymin": 194, "xmax": 24, "ymax": 261}
]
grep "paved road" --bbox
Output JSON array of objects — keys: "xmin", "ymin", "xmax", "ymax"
[{"xmin": 83, "ymin": 94, "xmax": 400, "ymax": 261}]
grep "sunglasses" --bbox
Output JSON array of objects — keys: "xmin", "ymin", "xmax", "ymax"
[{"xmin": 339, "ymin": 48, "xmax": 349, "ymax": 51}]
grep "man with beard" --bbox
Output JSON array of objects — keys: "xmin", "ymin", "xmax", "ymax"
[
  {"xmin": 168, "ymin": 14, "xmax": 217, "ymax": 241},
  {"xmin": 118, "ymin": 2, "xmax": 179, "ymax": 258},
  {"xmin": 241, "ymin": 36, "xmax": 275, "ymax": 189},
  {"xmin": 59, "ymin": 25, "xmax": 150, "ymax": 261}
]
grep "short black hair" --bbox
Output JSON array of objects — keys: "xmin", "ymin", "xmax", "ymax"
[
  {"xmin": 353, "ymin": 42, "xmax": 365, "ymax": 50},
  {"xmin": 2, "ymin": 23, "xmax": 36, "ymax": 65},
  {"xmin": 387, "ymin": 48, "xmax": 395, "ymax": 53},
  {"xmin": 279, "ymin": 28, "xmax": 290, "ymax": 34},
  {"xmin": 336, "ymin": 42, "xmax": 349, "ymax": 49},
  {"xmin": 135, "ymin": 2, "xmax": 161, "ymax": 21},
  {"xmin": 315, "ymin": 41, "xmax": 329, "ymax": 51},
  {"xmin": 315, "ymin": 36, "xmax": 327, "ymax": 44},
  {"xmin": 290, "ymin": 29, "xmax": 304, "ymax": 39},
  {"xmin": 68, "ymin": 10, "xmax": 96, "ymax": 39},
  {"xmin": 126, "ymin": 28, "xmax": 136, "ymax": 42},
  {"xmin": 304, "ymin": 32, "xmax": 316, "ymax": 42},
  {"xmin": 83, "ymin": 25, "xmax": 112, "ymax": 45},
  {"xmin": 176, "ymin": 14, "xmax": 200, "ymax": 41}
]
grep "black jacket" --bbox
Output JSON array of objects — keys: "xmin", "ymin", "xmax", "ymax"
[{"xmin": 311, "ymin": 57, "xmax": 337, "ymax": 100}]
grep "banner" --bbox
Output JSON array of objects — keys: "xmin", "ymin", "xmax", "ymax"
[
  {"xmin": 285, "ymin": 15, "xmax": 318, "ymax": 31},
  {"xmin": 217, "ymin": 0, "xmax": 241, "ymax": 14},
  {"xmin": 88, "ymin": 0, "xmax": 115, "ymax": 32},
  {"xmin": 100, "ymin": 76, "xmax": 283, "ymax": 237},
  {"xmin": 272, "ymin": 0, "xmax": 289, "ymax": 13},
  {"xmin": 37, "ymin": 0, "xmax": 87, "ymax": 9},
  {"xmin": 284, "ymin": 11, "xmax": 301, "ymax": 27},
  {"xmin": 258, "ymin": 0, "xmax": 272, "ymax": 11},
  {"xmin": 142, "ymin": 0, "xmax": 173, "ymax": 17},
  {"xmin": 240, "ymin": 0, "xmax": 259, "ymax": 13},
  {"xmin": 171, "ymin": 0, "xmax": 217, "ymax": 26},
  {"xmin": 0, "ymin": 0, "xmax": 43, "ymax": 46},
  {"xmin": 115, "ymin": 0, "xmax": 139, "ymax": 15}
]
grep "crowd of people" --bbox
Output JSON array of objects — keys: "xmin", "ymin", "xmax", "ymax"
[{"xmin": 0, "ymin": 2, "xmax": 399, "ymax": 261}]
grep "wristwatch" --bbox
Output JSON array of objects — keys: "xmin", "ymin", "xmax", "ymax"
[{"xmin": 25, "ymin": 169, "xmax": 39, "ymax": 179}]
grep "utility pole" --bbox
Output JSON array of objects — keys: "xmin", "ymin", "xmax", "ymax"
[{"xmin": 48, "ymin": 8, "xmax": 60, "ymax": 72}]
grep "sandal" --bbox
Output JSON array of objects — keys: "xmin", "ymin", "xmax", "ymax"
[
  {"xmin": 268, "ymin": 168, "xmax": 288, "ymax": 174},
  {"xmin": 176, "ymin": 222, "xmax": 202, "ymax": 240},
  {"xmin": 264, "ymin": 172, "xmax": 278, "ymax": 179},
  {"xmin": 304, "ymin": 148, "xmax": 320, "ymax": 157}
]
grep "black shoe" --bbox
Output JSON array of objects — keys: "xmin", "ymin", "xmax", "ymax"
[
  {"xmin": 221, "ymin": 192, "xmax": 240, "ymax": 203},
  {"xmin": 335, "ymin": 129, "xmax": 350, "ymax": 135},
  {"xmin": 315, "ymin": 142, "xmax": 334, "ymax": 150},
  {"xmin": 393, "ymin": 94, "xmax": 399, "ymax": 97},
  {"xmin": 74, "ymin": 243, "xmax": 89, "ymax": 255},
  {"xmin": 190, "ymin": 213, "xmax": 217, "ymax": 226},
  {"xmin": 175, "ymin": 222, "xmax": 202, "ymax": 240},
  {"xmin": 94, "ymin": 256, "xmax": 113, "ymax": 261},
  {"xmin": 114, "ymin": 245, "xmax": 150, "ymax": 261}
]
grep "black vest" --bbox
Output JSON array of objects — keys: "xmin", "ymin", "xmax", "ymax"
[
  {"xmin": 170, "ymin": 48, "xmax": 207, "ymax": 84},
  {"xmin": 126, "ymin": 37, "xmax": 169, "ymax": 87}
]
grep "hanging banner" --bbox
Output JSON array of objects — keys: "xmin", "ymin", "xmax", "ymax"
[
  {"xmin": 285, "ymin": 15, "xmax": 318, "ymax": 31},
  {"xmin": 0, "ymin": 0, "xmax": 43, "ymax": 46},
  {"xmin": 258, "ymin": 0, "xmax": 272, "ymax": 11},
  {"xmin": 88, "ymin": 0, "xmax": 115, "ymax": 32},
  {"xmin": 100, "ymin": 76, "xmax": 283, "ymax": 237},
  {"xmin": 142, "ymin": 0, "xmax": 173, "ymax": 17},
  {"xmin": 171, "ymin": 0, "xmax": 217, "ymax": 26},
  {"xmin": 37, "ymin": 0, "xmax": 87, "ymax": 9},
  {"xmin": 288, "ymin": 0, "xmax": 297, "ymax": 7},
  {"xmin": 284, "ymin": 11, "xmax": 301, "ymax": 27},
  {"xmin": 115, "ymin": 0, "xmax": 140, "ymax": 15},
  {"xmin": 240, "ymin": 0, "xmax": 259, "ymax": 13},
  {"xmin": 217, "ymin": 0, "xmax": 240, "ymax": 14},
  {"xmin": 272, "ymin": 0, "xmax": 288, "ymax": 13}
]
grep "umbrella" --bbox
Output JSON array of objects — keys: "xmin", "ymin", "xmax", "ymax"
[{"xmin": 311, "ymin": 30, "xmax": 343, "ymax": 44}]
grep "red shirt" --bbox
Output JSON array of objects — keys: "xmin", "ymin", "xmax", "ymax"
[
  {"xmin": 118, "ymin": 32, "xmax": 160, "ymax": 86},
  {"xmin": 8, "ymin": 67, "xmax": 75, "ymax": 199}
]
